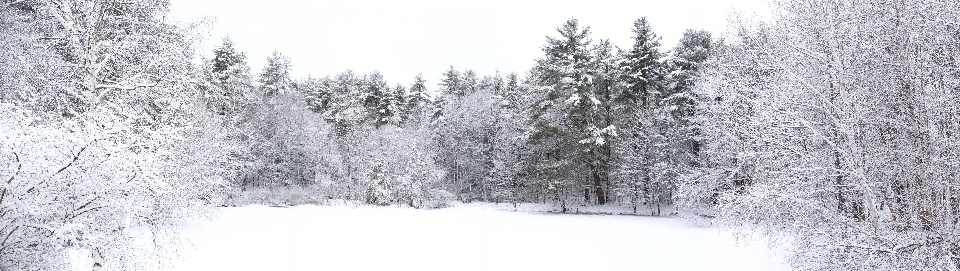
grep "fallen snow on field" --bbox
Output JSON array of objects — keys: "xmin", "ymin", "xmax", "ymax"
[{"xmin": 173, "ymin": 204, "xmax": 788, "ymax": 271}]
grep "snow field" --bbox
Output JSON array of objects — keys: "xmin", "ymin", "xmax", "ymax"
[{"xmin": 173, "ymin": 204, "xmax": 788, "ymax": 271}]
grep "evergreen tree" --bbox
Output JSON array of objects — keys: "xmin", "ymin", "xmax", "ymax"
[
  {"xmin": 363, "ymin": 71, "xmax": 393, "ymax": 127},
  {"xmin": 205, "ymin": 37, "xmax": 255, "ymax": 115},
  {"xmin": 485, "ymin": 70, "xmax": 505, "ymax": 95},
  {"xmin": 462, "ymin": 70, "xmax": 480, "ymax": 95},
  {"xmin": 301, "ymin": 75, "xmax": 333, "ymax": 113},
  {"xmin": 391, "ymin": 83, "xmax": 408, "ymax": 124},
  {"xmin": 439, "ymin": 66, "xmax": 464, "ymax": 96},
  {"xmin": 201, "ymin": 38, "xmax": 261, "ymax": 197},
  {"xmin": 663, "ymin": 29, "xmax": 712, "ymax": 169},
  {"xmin": 259, "ymin": 51, "xmax": 293, "ymax": 98},
  {"xmin": 619, "ymin": 17, "xmax": 664, "ymax": 106},
  {"xmin": 407, "ymin": 74, "xmax": 432, "ymax": 120},
  {"xmin": 502, "ymin": 72, "xmax": 523, "ymax": 107},
  {"xmin": 212, "ymin": 37, "xmax": 248, "ymax": 75},
  {"xmin": 245, "ymin": 51, "xmax": 318, "ymax": 188},
  {"xmin": 667, "ymin": 29, "xmax": 712, "ymax": 103},
  {"xmin": 614, "ymin": 17, "xmax": 667, "ymax": 214},
  {"xmin": 586, "ymin": 39, "xmax": 621, "ymax": 205},
  {"xmin": 528, "ymin": 18, "xmax": 614, "ymax": 210}
]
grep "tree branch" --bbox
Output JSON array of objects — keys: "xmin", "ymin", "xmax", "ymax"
[
  {"xmin": 5, "ymin": 152, "xmax": 20, "ymax": 185},
  {"xmin": 0, "ymin": 226, "xmax": 18, "ymax": 255},
  {"xmin": 94, "ymin": 82, "xmax": 158, "ymax": 104},
  {"xmin": 70, "ymin": 205, "xmax": 104, "ymax": 220},
  {"xmin": 0, "ymin": 152, "xmax": 20, "ymax": 207},
  {"xmin": 56, "ymin": 141, "xmax": 96, "ymax": 175}
]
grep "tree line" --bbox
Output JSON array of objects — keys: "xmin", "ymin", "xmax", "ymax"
[
  {"xmin": 2, "ymin": 0, "xmax": 960, "ymax": 270},
  {"xmin": 199, "ymin": 17, "xmax": 709, "ymax": 215}
]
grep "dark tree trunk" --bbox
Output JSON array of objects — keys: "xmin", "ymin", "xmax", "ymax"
[
  {"xmin": 591, "ymin": 164, "xmax": 606, "ymax": 205},
  {"xmin": 835, "ymin": 149, "xmax": 846, "ymax": 215},
  {"xmin": 656, "ymin": 200, "xmax": 661, "ymax": 216}
]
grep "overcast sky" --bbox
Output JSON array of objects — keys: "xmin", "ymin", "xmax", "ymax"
[{"xmin": 170, "ymin": 0, "xmax": 771, "ymax": 85}]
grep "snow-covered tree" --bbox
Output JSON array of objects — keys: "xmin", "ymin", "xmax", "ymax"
[
  {"xmin": 439, "ymin": 66, "xmax": 465, "ymax": 97},
  {"xmin": 298, "ymin": 70, "xmax": 450, "ymax": 206},
  {"xmin": 404, "ymin": 74, "xmax": 433, "ymax": 124},
  {"xmin": 0, "ymin": 1, "xmax": 221, "ymax": 269},
  {"xmin": 527, "ymin": 18, "xmax": 618, "ymax": 210},
  {"xmin": 258, "ymin": 51, "xmax": 293, "ymax": 98},
  {"xmin": 436, "ymin": 85, "xmax": 506, "ymax": 202},
  {"xmin": 690, "ymin": 1, "xmax": 960, "ymax": 269},
  {"xmin": 612, "ymin": 17, "xmax": 668, "ymax": 214},
  {"xmin": 634, "ymin": 29, "xmax": 714, "ymax": 216},
  {"xmin": 243, "ymin": 51, "xmax": 321, "ymax": 189},
  {"xmin": 197, "ymin": 37, "xmax": 261, "ymax": 200},
  {"xmin": 204, "ymin": 37, "xmax": 255, "ymax": 115},
  {"xmin": 361, "ymin": 71, "xmax": 395, "ymax": 127}
]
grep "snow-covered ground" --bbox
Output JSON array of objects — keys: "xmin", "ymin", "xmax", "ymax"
[{"xmin": 172, "ymin": 203, "xmax": 789, "ymax": 271}]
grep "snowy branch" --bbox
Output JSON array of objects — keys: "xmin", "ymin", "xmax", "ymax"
[{"xmin": 56, "ymin": 140, "xmax": 97, "ymax": 175}]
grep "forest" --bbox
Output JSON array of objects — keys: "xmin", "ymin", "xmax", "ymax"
[{"xmin": 2, "ymin": 0, "xmax": 960, "ymax": 270}]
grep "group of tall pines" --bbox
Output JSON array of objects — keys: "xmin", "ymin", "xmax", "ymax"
[
  {"xmin": 203, "ymin": 18, "xmax": 706, "ymax": 214},
  {"xmin": 195, "ymin": 16, "xmax": 710, "ymax": 214}
]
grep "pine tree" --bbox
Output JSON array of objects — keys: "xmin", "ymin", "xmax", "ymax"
[
  {"xmin": 663, "ymin": 29, "xmax": 712, "ymax": 170},
  {"xmin": 439, "ymin": 66, "xmax": 464, "ymax": 96},
  {"xmin": 528, "ymin": 18, "xmax": 614, "ymax": 210},
  {"xmin": 619, "ymin": 17, "xmax": 664, "ymax": 106},
  {"xmin": 614, "ymin": 17, "xmax": 667, "ymax": 214},
  {"xmin": 485, "ymin": 70, "xmax": 505, "ymax": 95},
  {"xmin": 587, "ymin": 39, "xmax": 621, "ymax": 205},
  {"xmin": 258, "ymin": 51, "xmax": 293, "ymax": 98},
  {"xmin": 667, "ymin": 29, "xmax": 712, "ymax": 103},
  {"xmin": 407, "ymin": 74, "xmax": 431, "ymax": 118},
  {"xmin": 363, "ymin": 71, "xmax": 393, "ymax": 127},
  {"xmin": 246, "ymin": 51, "xmax": 316, "ymax": 188},
  {"xmin": 202, "ymin": 38, "xmax": 260, "ymax": 197},
  {"xmin": 391, "ymin": 83, "xmax": 408, "ymax": 124},
  {"xmin": 301, "ymin": 75, "xmax": 333, "ymax": 113},
  {"xmin": 462, "ymin": 70, "xmax": 479, "ymax": 95},
  {"xmin": 205, "ymin": 37, "xmax": 255, "ymax": 115},
  {"xmin": 212, "ymin": 37, "xmax": 248, "ymax": 75},
  {"xmin": 503, "ymin": 72, "xmax": 523, "ymax": 107}
]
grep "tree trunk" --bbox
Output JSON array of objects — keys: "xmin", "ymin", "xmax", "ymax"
[
  {"xmin": 583, "ymin": 187, "xmax": 590, "ymax": 203},
  {"xmin": 893, "ymin": 5, "xmax": 934, "ymax": 230},
  {"xmin": 591, "ymin": 164, "xmax": 606, "ymax": 205},
  {"xmin": 632, "ymin": 179, "xmax": 639, "ymax": 214},
  {"xmin": 834, "ymin": 149, "xmax": 847, "ymax": 214}
]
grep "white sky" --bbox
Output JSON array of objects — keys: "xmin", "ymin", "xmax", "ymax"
[{"xmin": 170, "ymin": 0, "xmax": 770, "ymax": 86}]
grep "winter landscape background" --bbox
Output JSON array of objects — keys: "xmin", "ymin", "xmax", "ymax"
[{"xmin": 2, "ymin": 0, "xmax": 959, "ymax": 270}]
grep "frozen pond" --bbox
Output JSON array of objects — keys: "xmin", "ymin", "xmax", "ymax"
[{"xmin": 172, "ymin": 204, "xmax": 788, "ymax": 271}]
